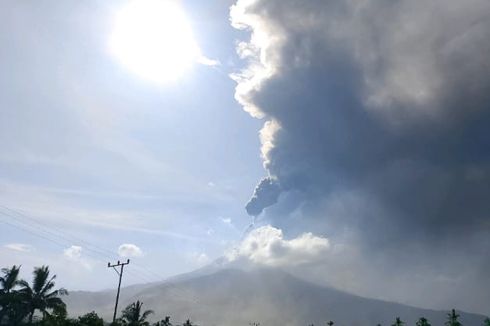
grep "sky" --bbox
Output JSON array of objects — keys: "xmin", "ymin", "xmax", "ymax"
[
  {"xmin": 0, "ymin": 0, "xmax": 264, "ymax": 290},
  {"xmin": 1, "ymin": 0, "xmax": 490, "ymax": 316}
]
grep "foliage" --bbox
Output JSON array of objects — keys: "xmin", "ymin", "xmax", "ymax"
[
  {"xmin": 0, "ymin": 265, "xmax": 68, "ymax": 325},
  {"xmin": 182, "ymin": 319, "xmax": 193, "ymax": 326},
  {"xmin": 153, "ymin": 316, "xmax": 172, "ymax": 326},
  {"xmin": 391, "ymin": 317, "xmax": 404, "ymax": 326},
  {"xmin": 484, "ymin": 317, "xmax": 490, "ymax": 326},
  {"xmin": 39, "ymin": 304, "xmax": 70, "ymax": 326},
  {"xmin": 416, "ymin": 317, "xmax": 432, "ymax": 326},
  {"xmin": 118, "ymin": 300, "xmax": 153, "ymax": 326},
  {"xmin": 446, "ymin": 309, "xmax": 463, "ymax": 326},
  {"xmin": 76, "ymin": 311, "xmax": 104, "ymax": 326},
  {"xmin": 0, "ymin": 265, "xmax": 23, "ymax": 324},
  {"xmin": 19, "ymin": 265, "xmax": 68, "ymax": 325}
]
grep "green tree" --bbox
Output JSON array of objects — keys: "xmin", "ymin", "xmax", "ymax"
[
  {"xmin": 327, "ymin": 321, "xmax": 334, "ymax": 326},
  {"xmin": 153, "ymin": 316, "xmax": 172, "ymax": 326},
  {"xmin": 76, "ymin": 311, "xmax": 105, "ymax": 326},
  {"xmin": 119, "ymin": 300, "xmax": 153, "ymax": 326},
  {"xmin": 39, "ymin": 304, "xmax": 72, "ymax": 326},
  {"xmin": 416, "ymin": 317, "xmax": 432, "ymax": 326},
  {"xmin": 392, "ymin": 317, "xmax": 404, "ymax": 326},
  {"xmin": 445, "ymin": 309, "xmax": 462, "ymax": 326},
  {"xmin": 19, "ymin": 265, "xmax": 68, "ymax": 325},
  {"xmin": 0, "ymin": 265, "xmax": 26, "ymax": 325},
  {"xmin": 483, "ymin": 318, "xmax": 490, "ymax": 326},
  {"xmin": 182, "ymin": 319, "xmax": 193, "ymax": 326},
  {"xmin": 0, "ymin": 265, "xmax": 20, "ymax": 320}
]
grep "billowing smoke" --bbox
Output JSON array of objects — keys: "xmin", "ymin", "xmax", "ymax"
[
  {"xmin": 231, "ymin": 0, "xmax": 490, "ymax": 314},
  {"xmin": 245, "ymin": 177, "xmax": 281, "ymax": 216},
  {"xmin": 227, "ymin": 225, "xmax": 330, "ymax": 266}
]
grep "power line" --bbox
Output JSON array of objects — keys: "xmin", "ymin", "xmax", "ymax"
[
  {"xmin": 0, "ymin": 210, "xmax": 156, "ymax": 284},
  {"xmin": 0, "ymin": 206, "xmax": 201, "ymax": 303},
  {"xmin": 0, "ymin": 206, "xmax": 162, "ymax": 283}
]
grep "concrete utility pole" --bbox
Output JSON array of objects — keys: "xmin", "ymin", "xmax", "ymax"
[{"xmin": 108, "ymin": 259, "xmax": 130, "ymax": 323}]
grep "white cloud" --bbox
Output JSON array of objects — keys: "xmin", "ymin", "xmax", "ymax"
[
  {"xmin": 118, "ymin": 243, "xmax": 143, "ymax": 257},
  {"xmin": 63, "ymin": 245, "xmax": 83, "ymax": 259},
  {"xmin": 227, "ymin": 225, "xmax": 330, "ymax": 267},
  {"xmin": 198, "ymin": 55, "xmax": 221, "ymax": 67},
  {"xmin": 221, "ymin": 217, "xmax": 232, "ymax": 225},
  {"xmin": 4, "ymin": 243, "xmax": 34, "ymax": 252},
  {"xmin": 185, "ymin": 251, "xmax": 211, "ymax": 267},
  {"xmin": 190, "ymin": 252, "xmax": 211, "ymax": 266},
  {"xmin": 197, "ymin": 253, "xmax": 210, "ymax": 264},
  {"xmin": 63, "ymin": 245, "xmax": 93, "ymax": 270}
]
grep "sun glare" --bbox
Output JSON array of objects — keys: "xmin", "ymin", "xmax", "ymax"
[{"xmin": 110, "ymin": 0, "xmax": 200, "ymax": 84}]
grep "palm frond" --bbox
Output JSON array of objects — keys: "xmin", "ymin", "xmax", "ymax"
[
  {"xmin": 32, "ymin": 266, "xmax": 50, "ymax": 294},
  {"xmin": 141, "ymin": 309, "xmax": 154, "ymax": 320},
  {"xmin": 40, "ymin": 275, "xmax": 56, "ymax": 295}
]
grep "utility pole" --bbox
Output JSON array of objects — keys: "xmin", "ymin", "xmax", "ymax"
[{"xmin": 108, "ymin": 259, "xmax": 130, "ymax": 323}]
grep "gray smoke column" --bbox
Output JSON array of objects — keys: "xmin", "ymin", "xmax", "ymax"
[
  {"xmin": 231, "ymin": 0, "xmax": 490, "ymax": 314},
  {"xmin": 231, "ymin": 0, "xmax": 490, "ymax": 238}
]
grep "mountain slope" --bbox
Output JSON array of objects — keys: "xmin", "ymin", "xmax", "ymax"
[{"xmin": 65, "ymin": 268, "xmax": 486, "ymax": 326}]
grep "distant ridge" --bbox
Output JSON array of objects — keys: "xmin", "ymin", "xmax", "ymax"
[{"xmin": 65, "ymin": 267, "xmax": 487, "ymax": 326}]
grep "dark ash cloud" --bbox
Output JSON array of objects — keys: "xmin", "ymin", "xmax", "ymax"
[
  {"xmin": 245, "ymin": 177, "xmax": 281, "ymax": 216},
  {"xmin": 231, "ymin": 0, "xmax": 490, "ymax": 314}
]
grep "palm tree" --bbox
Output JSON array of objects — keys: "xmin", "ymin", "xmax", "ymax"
[
  {"xmin": 153, "ymin": 316, "xmax": 172, "ymax": 326},
  {"xmin": 392, "ymin": 317, "xmax": 404, "ymax": 326},
  {"xmin": 19, "ymin": 265, "xmax": 68, "ymax": 324},
  {"xmin": 0, "ymin": 265, "xmax": 23, "ymax": 324},
  {"xmin": 182, "ymin": 319, "xmax": 193, "ymax": 326},
  {"xmin": 445, "ymin": 309, "xmax": 462, "ymax": 326},
  {"xmin": 119, "ymin": 300, "xmax": 153, "ymax": 326},
  {"xmin": 0, "ymin": 265, "xmax": 21, "ymax": 293},
  {"xmin": 416, "ymin": 317, "xmax": 432, "ymax": 326}
]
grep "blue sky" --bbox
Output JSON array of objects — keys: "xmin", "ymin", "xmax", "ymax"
[{"xmin": 0, "ymin": 0, "xmax": 264, "ymax": 290}]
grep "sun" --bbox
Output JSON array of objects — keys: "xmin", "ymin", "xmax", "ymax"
[{"xmin": 109, "ymin": 0, "xmax": 200, "ymax": 84}]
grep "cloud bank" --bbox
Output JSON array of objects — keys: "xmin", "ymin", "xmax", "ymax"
[{"xmin": 231, "ymin": 0, "xmax": 490, "ymax": 314}]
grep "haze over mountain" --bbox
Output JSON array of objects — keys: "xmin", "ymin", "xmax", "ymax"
[{"xmin": 65, "ymin": 265, "xmax": 486, "ymax": 326}]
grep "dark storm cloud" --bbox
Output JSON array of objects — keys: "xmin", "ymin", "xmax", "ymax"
[{"xmin": 234, "ymin": 0, "xmax": 490, "ymax": 244}]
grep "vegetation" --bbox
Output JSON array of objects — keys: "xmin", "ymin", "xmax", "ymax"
[
  {"xmin": 446, "ymin": 309, "xmax": 462, "ymax": 326},
  {"xmin": 1, "ymin": 265, "xmax": 489, "ymax": 326},
  {"xmin": 153, "ymin": 316, "xmax": 172, "ymax": 326},
  {"xmin": 417, "ymin": 317, "xmax": 432, "ymax": 326},
  {"xmin": 19, "ymin": 266, "xmax": 68, "ymax": 324},
  {"xmin": 118, "ymin": 300, "xmax": 153, "ymax": 326}
]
